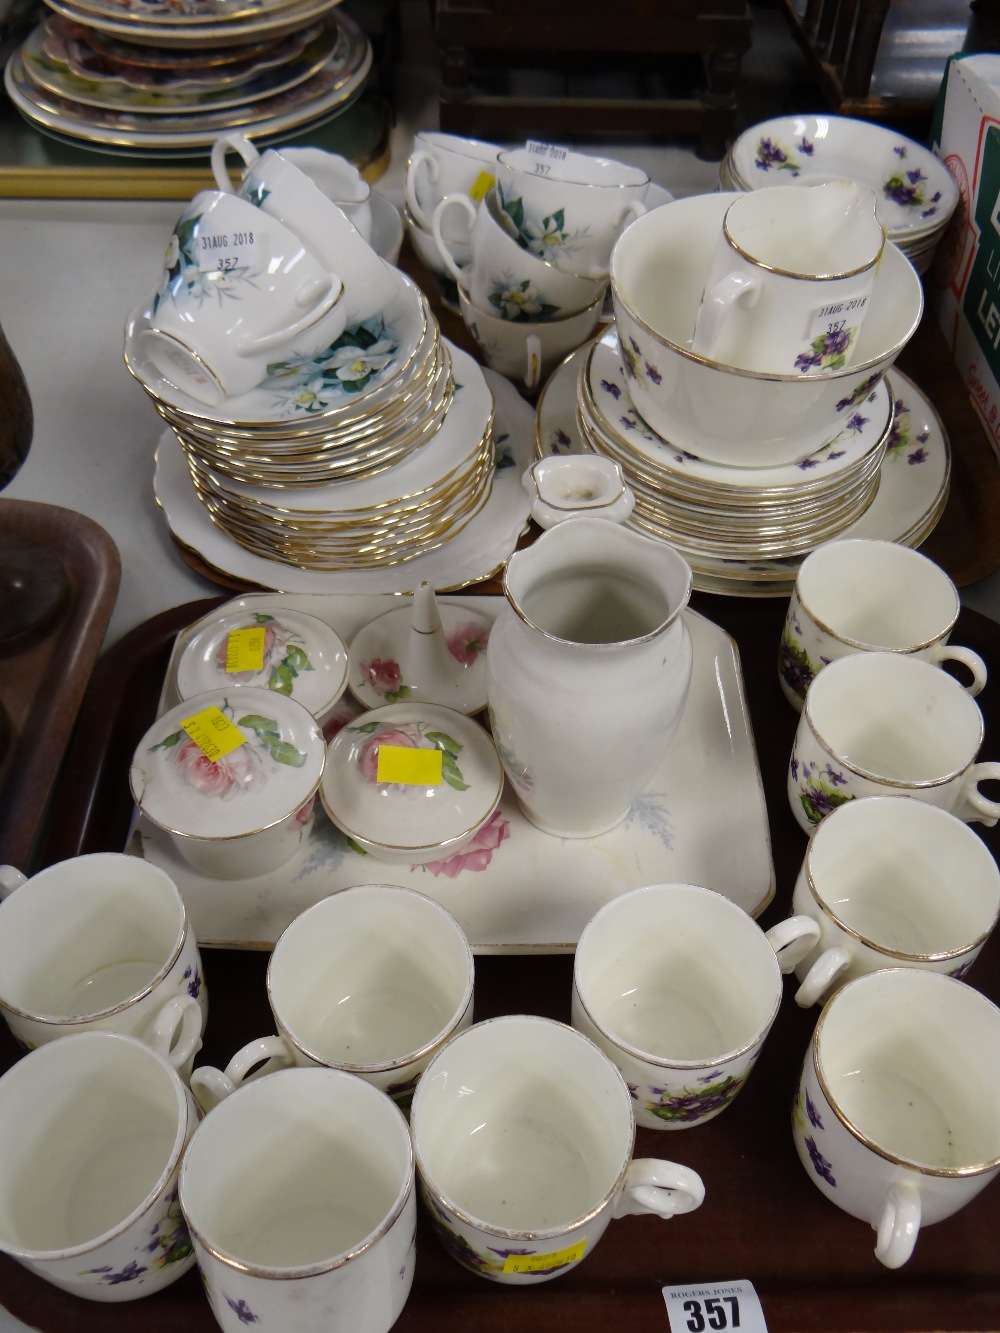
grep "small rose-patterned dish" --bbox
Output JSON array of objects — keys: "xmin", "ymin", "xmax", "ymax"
[
  {"xmin": 130, "ymin": 687, "xmax": 325, "ymax": 880},
  {"xmin": 320, "ymin": 702, "xmax": 504, "ymax": 863},
  {"xmin": 175, "ymin": 601, "xmax": 349, "ymax": 731}
]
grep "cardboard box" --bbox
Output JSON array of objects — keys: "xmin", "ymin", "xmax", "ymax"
[{"xmin": 929, "ymin": 53, "xmax": 1000, "ymax": 459}]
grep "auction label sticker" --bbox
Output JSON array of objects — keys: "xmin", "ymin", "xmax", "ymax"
[
  {"xmin": 225, "ymin": 627, "xmax": 266, "ymax": 674},
  {"xmin": 469, "ymin": 170, "xmax": 495, "ymax": 203},
  {"xmin": 805, "ymin": 295, "xmax": 868, "ymax": 347},
  {"xmin": 197, "ymin": 228, "xmax": 257, "ymax": 274},
  {"xmin": 376, "ymin": 744, "xmax": 443, "ymax": 786},
  {"xmin": 180, "ymin": 706, "xmax": 246, "ymax": 764},
  {"xmin": 503, "ymin": 1240, "xmax": 586, "ymax": 1274},
  {"xmin": 663, "ymin": 1280, "xmax": 767, "ymax": 1333}
]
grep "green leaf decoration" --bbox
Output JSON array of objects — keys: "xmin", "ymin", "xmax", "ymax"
[
  {"xmin": 441, "ymin": 755, "xmax": 470, "ymax": 792},
  {"xmin": 236, "ymin": 713, "xmax": 280, "ymax": 738},
  {"xmin": 285, "ymin": 644, "xmax": 312, "ymax": 672},
  {"xmin": 537, "ymin": 302, "xmax": 561, "ymax": 319},
  {"xmin": 252, "ymin": 613, "xmax": 275, "ymax": 624},
  {"xmin": 425, "ymin": 730, "xmax": 463, "ymax": 759},
  {"xmin": 504, "ymin": 196, "xmax": 525, "ymax": 231},
  {"xmin": 264, "ymin": 739, "xmax": 307, "ymax": 768},
  {"xmin": 149, "ymin": 729, "xmax": 182, "ymax": 752},
  {"xmin": 269, "ymin": 663, "xmax": 294, "ymax": 696},
  {"xmin": 346, "ymin": 836, "xmax": 369, "ymax": 855},
  {"xmin": 350, "ymin": 721, "xmax": 381, "ymax": 734}
]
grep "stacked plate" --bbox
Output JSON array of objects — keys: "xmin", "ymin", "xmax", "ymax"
[
  {"xmin": 536, "ymin": 327, "xmax": 951, "ymax": 597},
  {"xmin": 720, "ymin": 114, "xmax": 959, "ymax": 274},
  {"xmin": 127, "ymin": 272, "xmax": 502, "ymax": 572},
  {"xmin": 4, "ymin": 1, "xmax": 371, "ymax": 153}
]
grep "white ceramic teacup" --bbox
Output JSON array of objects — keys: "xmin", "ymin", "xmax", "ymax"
[
  {"xmin": 792, "ymin": 968, "xmax": 1000, "ymax": 1268},
  {"xmin": 572, "ymin": 883, "xmax": 819, "ymax": 1129},
  {"xmin": 784, "ymin": 796, "xmax": 1000, "ymax": 1007},
  {"xmin": 458, "ymin": 284, "xmax": 604, "ymax": 391},
  {"xmin": 405, "ymin": 129, "xmax": 500, "ymax": 235},
  {"xmin": 787, "ymin": 650, "xmax": 1000, "ymax": 832},
  {"xmin": 191, "ymin": 883, "xmax": 474, "ymax": 1109},
  {"xmin": 179, "ymin": 1066, "xmax": 416, "ymax": 1333},
  {"xmin": 143, "ymin": 189, "xmax": 346, "ymax": 407},
  {"xmin": 212, "ymin": 132, "xmax": 374, "ymax": 241},
  {"xmin": 778, "ymin": 537, "xmax": 987, "ymax": 710},
  {"xmin": 0, "ymin": 854, "xmax": 205, "ymax": 1080},
  {"xmin": 495, "ymin": 143, "xmax": 649, "ymax": 279},
  {"xmin": 691, "ymin": 182, "xmax": 885, "ymax": 374},
  {"xmin": 435, "ymin": 188, "xmax": 606, "ymax": 321},
  {"xmin": 0, "ymin": 1031, "xmax": 199, "ymax": 1300},
  {"xmin": 410, "ymin": 1014, "xmax": 705, "ymax": 1284}
]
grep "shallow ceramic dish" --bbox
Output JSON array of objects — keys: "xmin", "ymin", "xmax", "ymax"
[
  {"xmin": 151, "ymin": 368, "xmax": 536, "ymax": 595},
  {"xmin": 320, "ymin": 702, "xmax": 504, "ymax": 863},
  {"xmin": 609, "ymin": 193, "xmax": 923, "ymax": 467},
  {"xmin": 537, "ymin": 348, "xmax": 950, "ymax": 594},
  {"xmin": 728, "ymin": 115, "xmax": 959, "ymax": 240},
  {"xmin": 175, "ymin": 603, "xmax": 349, "ymax": 728},
  {"xmin": 130, "ymin": 686, "xmax": 326, "ymax": 878}
]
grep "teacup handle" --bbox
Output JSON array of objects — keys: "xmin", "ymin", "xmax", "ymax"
[
  {"xmin": 431, "ymin": 194, "xmax": 476, "ymax": 285},
  {"xmin": 691, "ymin": 271, "xmax": 761, "ymax": 360},
  {"xmin": 793, "ymin": 946, "xmax": 852, "ymax": 1008},
  {"xmin": 148, "ymin": 995, "xmax": 204, "ymax": 1074},
  {"xmin": 613, "ymin": 1160, "xmax": 705, "ymax": 1219},
  {"xmin": 955, "ymin": 762, "xmax": 1000, "ymax": 827},
  {"xmin": 764, "ymin": 914, "xmax": 822, "ymax": 974},
  {"xmin": 0, "ymin": 865, "xmax": 26, "ymax": 900},
  {"xmin": 874, "ymin": 1181, "xmax": 921, "ymax": 1268},
  {"xmin": 927, "ymin": 643, "xmax": 988, "ymax": 697},
  {"xmin": 190, "ymin": 1035, "xmax": 295, "ymax": 1113},
  {"xmin": 210, "ymin": 131, "xmax": 260, "ymax": 194},
  {"xmin": 405, "ymin": 150, "xmax": 439, "ymax": 231},
  {"xmin": 235, "ymin": 276, "xmax": 344, "ymax": 357}
]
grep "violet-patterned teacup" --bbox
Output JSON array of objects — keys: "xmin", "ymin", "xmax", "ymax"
[
  {"xmin": 0, "ymin": 1031, "xmax": 198, "ymax": 1300},
  {"xmin": 191, "ymin": 884, "xmax": 474, "ymax": 1109},
  {"xmin": 410, "ymin": 1014, "xmax": 704, "ymax": 1284},
  {"xmin": 793, "ymin": 969, "xmax": 1000, "ymax": 1268},
  {"xmin": 0, "ymin": 854, "xmax": 205, "ymax": 1081},
  {"xmin": 572, "ymin": 883, "xmax": 818, "ymax": 1129},
  {"xmin": 778, "ymin": 537, "xmax": 987, "ymax": 711},
  {"xmin": 787, "ymin": 651, "xmax": 1000, "ymax": 833}
]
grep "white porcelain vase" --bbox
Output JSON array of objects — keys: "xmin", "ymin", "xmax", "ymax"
[{"xmin": 486, "ymin": 518, "xmax": 693, "ymax": 837}]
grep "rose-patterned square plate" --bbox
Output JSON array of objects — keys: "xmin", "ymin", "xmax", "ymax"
[{"xmin": 128, "ymin": 591, "xmax": 773, "ymax": 952}]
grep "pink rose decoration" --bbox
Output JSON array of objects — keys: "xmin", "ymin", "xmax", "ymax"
[
  {"xmin": 420, "ymin": 810, "xmax": 510, "ymax": 878},
  {"xmin": 363, "ymin": 657, "xmax": 402, "ymax": 695},
  {"xmin": 446, "ymin": 622, "xmax": 490, "ymax": 667},
  {"xmin": 174, "ymin": 737, "xmax": 264, "ymax": 798},
  {"xmin": 356, "ymin": 725, "xmax": 422, "ymax": 784}
]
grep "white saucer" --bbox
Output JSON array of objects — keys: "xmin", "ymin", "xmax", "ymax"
[
  {"xmin": 154, "ymin": 368, "xmax": 534, "ymax": 593},
  {"xmin": 536, "ymin": 350, "xmax": 950, "ymax": 595}
]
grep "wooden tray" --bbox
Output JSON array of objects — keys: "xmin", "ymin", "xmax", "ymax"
[
  {"xmin": 0, "ymin": 498, "xmax": 119, "ymax": 871},
  {"xmin": 2, "ymin": 593, "xmax": 999, "ymax": 1330}
]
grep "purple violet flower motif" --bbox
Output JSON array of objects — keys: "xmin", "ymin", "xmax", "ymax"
[
  {"xmin": 908, "ymin": 448, "xmax": 928, "ymax": 464},
  {"xmin": 601, "ymin": 379, "xmax": 621, "ymax": 399},
  {"xmin": 805, "ymin": 1092, "xmax": 825, "ymax": 1129},
  {"xmin": 226, "ymin": 1297, "xmax": 261, "ymax": 1325},
  {"xmin": 644, "ymin": 362, "xmax": 662, "ymax": 384},
  {"xmin": 806, "ymin": 1135, "xmax": 837, "ymax": 1187}
]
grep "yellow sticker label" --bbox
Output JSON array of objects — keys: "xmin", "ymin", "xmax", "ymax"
[
  {"xmin": 468, "ymin": 170, "xmax": 495, "ymax": 203},
  {"xmin": 376, "ymin": 744, "xmax": 443, "ymax": 786},
  {"xmin": 180, "ymin": 706, "xmax": 246, "ymax": 763},
  {"xmin": 225, "ymin": 627, "xmax": 266, "ymax": 673},
  {"xmin": 502, "ymin": 1240, "xmax": 587, "ymax": 1274}
]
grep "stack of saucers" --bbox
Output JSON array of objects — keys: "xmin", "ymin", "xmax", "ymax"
[
  {"xmin": 4, "ymin": 1, "xmax": 371, "ymax": 154},
  {"xmin": 720, "ymin": 114, "xmax": 959, "ymax": 275},
  {"xmin": 575, "ymin": 325, "xmax": 892, "ymax": 563}
]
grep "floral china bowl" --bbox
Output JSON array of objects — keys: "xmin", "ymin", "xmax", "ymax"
[
  {"xmin": 729, "ymin": 115, "xmax": 959, "ymax": 240},
  {"xmin": 130, "ymin": 687, "xmax": 326, "ymax": 880},
  {"xmin": 320, "ymin": 702, "xmax": 504, "ymax": 864},
  {"xmin": 609, "ymin": 192, "xmax": 923, "ymax": 467},
  {"xmin": 175, "ymin": 602, "xmax": 349, "ymax": 732}
]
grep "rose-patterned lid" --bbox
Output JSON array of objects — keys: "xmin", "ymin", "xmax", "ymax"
[
  {"xmin": 320, "ymin": 702, "xmax": 504, "ymax": 860},
  {"xmin": 175, "ymin": 604, "xmax": 349, "ymax": 723},
  {"xmin": 131, "ymin": 687, "xmax": 325, "ymax": 840}
]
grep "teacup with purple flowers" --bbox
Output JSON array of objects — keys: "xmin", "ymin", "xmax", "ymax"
[{"xmin": 691, "ymin": 181, "xmax": 885, "ymax": 376}]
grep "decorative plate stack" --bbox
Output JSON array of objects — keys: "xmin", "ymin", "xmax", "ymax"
[
  {"xmin": 4, "ymin": 0, "xmax": 371, "ymax": 154},
  {"xmin": 720, "ymin": 114, "xmax": 959, "ymax": 274},
  {"xmin": 536, "ymin": 330, "xmax": 951, "ymax": 597}
]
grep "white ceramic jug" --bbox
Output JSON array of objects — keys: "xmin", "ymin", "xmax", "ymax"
[{"xmin": 486, "ymin": 518, "xmax": 693, "ymax": 837}]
